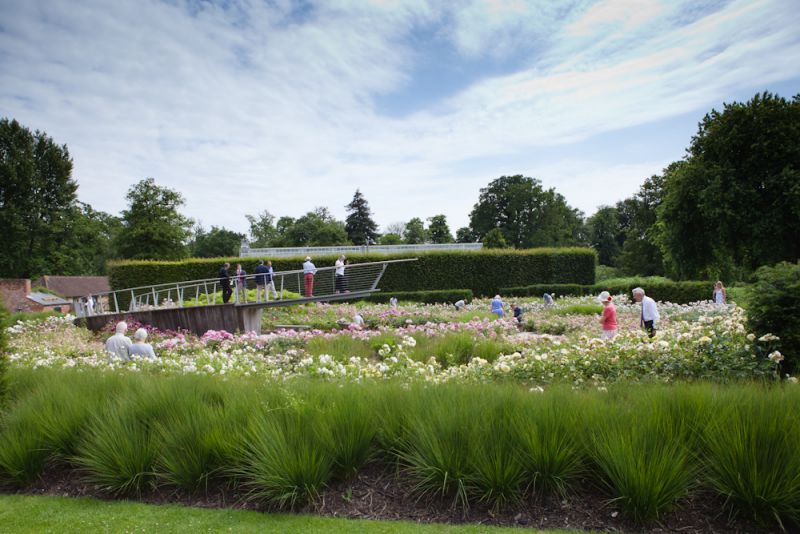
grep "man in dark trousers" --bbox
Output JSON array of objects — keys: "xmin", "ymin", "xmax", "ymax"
[{"xmin": 219, "ymin": 262, "xmax": 232, "ymax": 303}]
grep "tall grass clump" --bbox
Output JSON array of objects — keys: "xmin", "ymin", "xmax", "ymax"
[
  {"xmin": 238, "ymin": 406, "xmax": 334, "ymax": 508},
  {"xmin": 153, "ymin": 397, "xmax": 228, "ymax": 492},
  {"xmin": 514, "ymin": 388, "xmax": 587, "ymax": 499},
  {"xmin": 703, "ymin": 386, "xmax": 800, "ymax": 530},
  {"xmin": 311, "ymin": 384, "xmax": 376, "ymax": 479},
  {"xmin": 398, "ymin": 385, "xmax": 481, "ymax": 512},
  {"xmin": 466, "ymin": 387, "xmax": 526, "ymax": 511},
  {"xmin": 74, "ymin": 401, "xmax": 158, "ymax": 496},
  {"xmin": 590, "ymin": 401, "xmax": 695, "ymax": 524},
  {"xmin": 0, "ymin": 371, "xmax": 104, "ymax": 485}
]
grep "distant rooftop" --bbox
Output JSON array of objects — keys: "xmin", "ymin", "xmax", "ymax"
[
  {"xmin": 35, "ymin": 276, "xmax": 110, "ymax": 298},
  {"xmin": 26, "ymin": 291, "xmax": 70, "ymax": 306}
]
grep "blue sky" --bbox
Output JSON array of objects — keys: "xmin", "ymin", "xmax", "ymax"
[{"xmin": 1, "ymin": 0, "xmax": 798, "ymax": 236}]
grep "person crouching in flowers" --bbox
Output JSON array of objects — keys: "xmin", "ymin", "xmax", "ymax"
[
  {"xmin": 597, "ymin": 291, "xmax": 617, "ymax": 340},
  {"xmin": 491, "ymin": 294, "xmax": 504, "ymax": 319}
]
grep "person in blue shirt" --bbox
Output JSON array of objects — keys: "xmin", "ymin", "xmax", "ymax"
[
  {"xmin": 512, "ymin": 303, "xmax": 522, "ymax": 323},
  {"xmin": 491, "ymin": 294, "xmax": 504, "ymax": 318}
]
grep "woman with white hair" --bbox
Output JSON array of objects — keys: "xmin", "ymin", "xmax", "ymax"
[
  {"xmin": 490, "ymin": 294, "xmax": 504, "ymax": 319},
  {"xmin": 128, "ymin": 328, "xmax": 157, "ymax": 360}
]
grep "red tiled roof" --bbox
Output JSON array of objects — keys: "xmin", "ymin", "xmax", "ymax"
[{"xmin": 35, "ymin": 276, "xmax": 110, "ymax": 298}]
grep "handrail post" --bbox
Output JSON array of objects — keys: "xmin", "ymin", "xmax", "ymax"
[{"xmin": 113, "ymin": 292, "xmax": 119, "ymax": 314}]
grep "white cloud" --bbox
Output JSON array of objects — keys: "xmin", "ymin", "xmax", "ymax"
[{"xmin": 0, "ymin": 0, "xmax": 798, "ymax": 236}]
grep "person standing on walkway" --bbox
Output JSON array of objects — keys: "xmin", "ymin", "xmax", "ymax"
[
  {"xmin": 334, "ymin": 255, "xmax": 347, "ymax": 293},
  {"xmin": 303, "ymin": 256, "xmax": 317, "ymax": 297},
  {"xmin": 234, "ymin": 263, "xmax": 247, "ymax": 303},
  {"xmin": 598, "ymin": 291, "xmax": 617, "ymax": 340},
  {"xmin": 219, "ymin": 262, "xmax": 232, "ymax": 304},
  {"xmin": 632, "ymin": 287, "xmax": 659, "ymax": 337},
  {"xmin": 255, "ymin": 260, "xmax": 269, "ymax": 303},
  {"xmin": 265, "ymin": 260, "xmax": 279, "ymax": 300}
]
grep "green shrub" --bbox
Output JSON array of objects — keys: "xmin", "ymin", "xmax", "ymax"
[
  {"xmin": 367, "ymin": 289, "xmax": 473, "ymax": 305},
  {"xmin": 747, "ymin": 262, "xmax": 800, "ymax": 374},
  {"xmin": 107, "ymin": 248, "xmax": 597, "ymax": 299},
  {"xmin": 595, "ymin": 265, "xmax": 624, "ymax": 282},
  {"xmin": 551, "ymin": 303, "xmax": 603, "ymax": 316}
]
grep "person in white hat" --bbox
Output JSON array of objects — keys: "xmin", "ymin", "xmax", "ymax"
[{"xmin": 598, "ymin": 291, "xmax": 617, "ymax": 340}]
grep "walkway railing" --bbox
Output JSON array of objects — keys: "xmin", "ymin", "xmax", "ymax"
[{"xmin": 74, "ymin": 259, "xmax": 416, "ymax": 317}]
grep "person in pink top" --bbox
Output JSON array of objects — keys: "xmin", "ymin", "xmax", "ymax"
[{"xmin": 598, "ymin": 291, "xmax": 617, "ymax": 339}]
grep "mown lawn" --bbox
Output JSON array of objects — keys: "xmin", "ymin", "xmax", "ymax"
[{"xmin": 0, "ymin": 495, "xmax": 570, "ymax": 533}]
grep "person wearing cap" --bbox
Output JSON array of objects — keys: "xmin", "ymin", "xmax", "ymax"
[
  {"xmin": 490, "ymin": 294, "xmax": 504, "ymax": 318},
  {"xmin": 597, "ymin": 291, "xmax": 617, "ymax": 340},
  {"xmin": 632, "ymin": 287, "xmax": 659, "ymax": 337},
  {"xmin": 303, "ymin": 256, "xmax": 317, "ymax": 297}
]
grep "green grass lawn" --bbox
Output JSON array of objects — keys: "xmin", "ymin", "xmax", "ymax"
[{"xmin": 0, "ymin": 495, "xmax": 572, "ymax": 533}]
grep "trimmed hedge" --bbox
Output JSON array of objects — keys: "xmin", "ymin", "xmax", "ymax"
[
  {"xmin": 366, "ymin": 289, "xmax": 473, "ymax": 305},
  {"xmin": 107, "ymin": 248, "xmax": 596, "ymax": 298},
  {"xmin": 503, "ymin": 281, "xmax": 713, "ymax": 305}
]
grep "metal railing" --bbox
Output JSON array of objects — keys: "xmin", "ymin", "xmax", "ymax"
[
  {"xmin": 73, "ymin": 259, "xmax": 416, "ymax": 317},
  {"xmin": 240, "ymin": 243, "xmax": 482, "ymax": 258}
]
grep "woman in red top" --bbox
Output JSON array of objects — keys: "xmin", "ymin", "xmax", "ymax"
[{"xmin": 598, "ymin": 291, "xmax": 617, "ymax": 340}]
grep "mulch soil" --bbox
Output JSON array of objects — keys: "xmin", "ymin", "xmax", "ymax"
[{"xmin": 2, "ymin": 463, "xmax": 781, "ymax": 533}]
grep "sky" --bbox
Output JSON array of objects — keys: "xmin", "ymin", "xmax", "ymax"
[{"xmin": 1, "ymin": 0, "xmax": 799, "ymax": 237}]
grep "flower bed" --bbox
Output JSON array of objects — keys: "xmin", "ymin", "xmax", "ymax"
[{"xmin": 4, "ymin": 298, "xmax": 782, "ymax": 386}]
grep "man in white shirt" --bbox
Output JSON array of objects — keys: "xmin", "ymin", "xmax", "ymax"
[
  {"xmin": 334, "ymin": 255, "xmax": 347, "ymax": 293},
  {"xmin": 632, "ymin": 287, "xmax": 660, "ymax": 338},
  {"xmin": 105, "ymin": 321, "xmax": 132, "ymax": 362}
]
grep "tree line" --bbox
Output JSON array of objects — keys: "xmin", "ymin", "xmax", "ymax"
[{"xmin": 1, "ymin": 91, "xmax": 797, "ymax": 280}]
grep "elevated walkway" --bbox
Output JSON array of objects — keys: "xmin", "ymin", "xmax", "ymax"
[{"xmin": 78, "ymin": 260, "xmax": 413, "ymax": 335}]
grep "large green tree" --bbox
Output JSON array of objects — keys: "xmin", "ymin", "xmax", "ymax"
[
  {"xmin": 657, "ymin": 92, "xmax": 800, "ymax": 279},
  {"xmin": 114, "ymin": 178, "xmax": 193, "ymax": 260},
  {"xmin": 273, "ymin": 207, "xmax": 349, "ymax": 247},
  {"xmin": 190, "ymin": 225, "xmax": 244, "ymax": 258},
  {"xmin": 344, "ymin": 189, "xmax": 378, "ymax": 245},
  {"xmin": 427, "ymin": 214, "xmax": 453, "ymax": 244},
  {"xmin": 50, "ymin": 203, "xmax": 122, "ymax": 275},
  {"xmin": 403, "ymin": 217, "xmax": 427, "ymax": 244},
  {"xmin": 0, "ymin": 118, "xmax": 77, "ymax": 277},
  {"xmin": 586, "ymin": 206, "xmax": 623, "ymax": 266},
  {"xmin": 468, "ymin": 175, "xmax": 585, "ymax": 248},
  {"xmin": 455, "ymin": 227, "xmax": 476, "ymax": 243},
  {"xmin": 245, "ymin": 210, "xmax": 277, "ymax": 248},
  {"xmin": 615, "ymin": 173, "xmax": 666, "ymax": 276}
]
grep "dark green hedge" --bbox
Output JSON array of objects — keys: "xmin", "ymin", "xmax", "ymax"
[
  {"xmin": 366, "ymin": 289, "xmax": 473, "ymax": 305},
  {"xmin": 502, "ymin": 281, "xmax": 712, "ymax": 304},
  {"xmin": 107, "ymin": 248, "xmax": 596, "ymax": 298}
]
